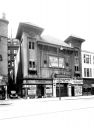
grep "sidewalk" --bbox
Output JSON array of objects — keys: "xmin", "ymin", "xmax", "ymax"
[
  {"xmin": 1, "ymin": 95, "xmax": 94, "ymax": 105},
  {"xmin": 0, "ymin": 99, "xmax": 12, "ymax": 105}
]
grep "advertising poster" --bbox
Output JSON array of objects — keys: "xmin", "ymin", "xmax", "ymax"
[
  {"xmin": 46, "ymin": 85, "xmax": 52, "ymax": 97},
  {"xmin": 28, "ymin": 85, "xmax": 36, "ymax": 95},
  {"xmin": 75, "ymin": 86, "xmax": 82, "ymax": 96}
]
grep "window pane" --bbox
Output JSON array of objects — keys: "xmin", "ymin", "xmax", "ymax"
[
  {"xmin": 32, "ymin": 42, "xmax": 34, "ymax": 49},
  {"xmin": 29, "ymin": 42, "xmax": 31, "ymax": 49}
]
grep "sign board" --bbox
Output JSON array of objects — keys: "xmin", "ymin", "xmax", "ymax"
[
  {"xmin": 54, "ymin": 78, "xmax": 83, "ymax": 84},
  {"xmin": 54, "ymin": 78, "xmax": 71, "ymax": 84},
  {"xmin": 71, "ymin": 80, "xmax": 83, "ymax": 84},
  {"xmin": 23, "ymin": 80, "xmax": 52, "ymax": 85}
]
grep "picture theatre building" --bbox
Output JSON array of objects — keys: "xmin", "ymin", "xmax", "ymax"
[{"xmin": 15, "ymin": 22, "xmax": 85, "ymax": 98}]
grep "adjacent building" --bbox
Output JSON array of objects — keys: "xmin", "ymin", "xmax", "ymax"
[
  {"xmin": 8, "ymin": 38, "xmax": 20, "ymax": 93},
  {"xmin": 15, "ymin": 22, "xmax": 85, "ymax": 98},
  {"xmin": 82, "ymin": 50, "xmax": 94, "ymax": 95},
  {"xmin": 0, "ymin": 14, "xmax": 9, "ymax": 99}
]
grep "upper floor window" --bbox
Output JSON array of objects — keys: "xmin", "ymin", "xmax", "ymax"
[
  {"xmin": 75, "ymin": 58, "xmax": 79, "ymax": 64},
  {"xmin": 75, "ymin": 66, "xmax": 79, "ymax": 71},
  {"xmin": 49, "ymin": 56, "xmax": 64, "ymax": 68},
  {"xmin": 29, "ymin": 60, "xmax": 35, "ymax": 68},
  {"xmin": 8, "ymin": 50, "xmax": 10, "ymax": 54},
  {"xmin": 14, "ymin": 50, "xmax": 17, "ymax": 54},
  {"xmin": 74, "ymin": 51, "xmax": 79, "ymax": 56},
  {"xmin": 84, "ymin": 68, "xmax": 92, "ymax": 77},
  {"xmin": 83, "ymin": 54, "xmax": 91, "ymax": 64},
  {"xmin": 0, "ymin": 55, "xmax": 2, "ymax": 61},
  {"xmin": 29, "ymin": 41, "xmax": 35, "ymax": 49}
]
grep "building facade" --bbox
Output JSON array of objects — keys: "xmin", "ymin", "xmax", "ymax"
[
  {"xmin": 82, "ymin": 50, "xmax": 94, "ymax": 95},
  {"xmin": 15, "ymin": 22, "xmax": 85, "ymax": 98},
  {"xmin": 0, "ymin": 14, "xmax": 9, "ymax": 99}
]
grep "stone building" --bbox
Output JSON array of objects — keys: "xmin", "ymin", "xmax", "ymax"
[
  {"xmin": 15, "ymin": 22, "xmax": 85, "ymax": 98},
  {"xmin": 0, "ymin": 14, "xmax": 9, "ymax": 99}
]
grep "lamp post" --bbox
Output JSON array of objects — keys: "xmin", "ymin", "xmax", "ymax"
[
  {"xmin": 58, "ymin": 47, "xmax": 60, "ymax": 100},
  {"xmin": 58, "ymin": 46, "xmax": 64, "ymax": 100}
]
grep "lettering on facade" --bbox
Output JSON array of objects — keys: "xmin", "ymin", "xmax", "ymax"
[
  {"xmin": 23, "ymin": 80, "xmax": 52, "ymax": 85},
  {"xmin": 54, "ymin": 78, "xmax": 83, "ymax": 84}
]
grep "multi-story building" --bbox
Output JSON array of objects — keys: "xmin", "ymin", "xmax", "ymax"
[
  {"xmin": 82, "ymin": 50, "xmax": 94, "ymax": 95},
  {"xmin": 8, "ymin": 38, "xmax": 20, "ymax": 93},
  {"xmin": 0, "ymin": 14, "xmax": 9, "ymax": 99},
  {"xmin": 15, "ymin": 22, "xmax": 85, "ymax": 98}
]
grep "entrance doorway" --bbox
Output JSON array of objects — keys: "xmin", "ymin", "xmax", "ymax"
[
  {"xmin": 56, "ymin": 83, "xmax": 68, "ymax": 97},
  {"xmin": 37, "ymin": 85, "xmax": 44, "ymax": 98},
  {"xmin": 71, "ymin": 86, "xmax": 75, "ymax": 96}
]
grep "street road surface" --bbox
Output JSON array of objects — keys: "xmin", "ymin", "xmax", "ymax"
[{"xmin": 0, "ymin": 96, "xmax": 94, "ymax": 128}]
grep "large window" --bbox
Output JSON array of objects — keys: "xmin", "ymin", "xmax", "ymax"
[
  {"xmin": 83, "ymin": 54, "xmax": 91, "ymax": 64},
  {"xmin": 84, "ymin": 68, "xmax": 92, "ymax": 77},
  {"xmin": 49, "ymin": 56, "xmax": 64, "ymax": 68}
]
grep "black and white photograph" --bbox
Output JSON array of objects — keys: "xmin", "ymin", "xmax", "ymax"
[{"xmin": 0, "ymin": 0, "xmax": 94, "ymax": 128}]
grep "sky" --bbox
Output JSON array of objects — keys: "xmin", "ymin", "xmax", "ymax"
[{"xmin": 0, "ymin": 0, "xmax": 94, "ymax": 51}]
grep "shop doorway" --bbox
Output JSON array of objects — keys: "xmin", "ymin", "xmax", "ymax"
[
  {"xmin": 71, "ymin": 86, "xmax": 75, "ymax": 96},
  {"xmin": 56, "ymin": 83, "xmax": 68, "ymax": 97},
  {"xmin": 37, "ymin": 85, "xmax": 44, "ymax": 98}
]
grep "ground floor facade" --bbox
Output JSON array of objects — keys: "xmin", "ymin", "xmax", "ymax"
[
  {"xmin": 83, "ymin": 78, "xmax": 94, "ymax": 96},
  {"xmin": 19, "ymin": 77, "xmax": 84, "ymax": 99}
]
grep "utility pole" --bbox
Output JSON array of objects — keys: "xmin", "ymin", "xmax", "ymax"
[{"xmin": 58, "ymin": 48, "xmax": 61, "ymax": 100}]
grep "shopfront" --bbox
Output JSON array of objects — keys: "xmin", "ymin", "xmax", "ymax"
[
  {"xmin": 69, "ymin": 79, "xmax": 83, "ymax": 96},
  {"xmin": 53, "ymin": 78, "xmax": 83, "ymax": 97},
  {"xmin": 22, "ymin": 78, "xmax": 53, "ymax": 98},
  {"xmin": 53, "ymin": 78, "xmax": 71, "ymax": 97},
  {"xmin": 83, "ymin": 78, "xmax": 94, "ymax": 95}
]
